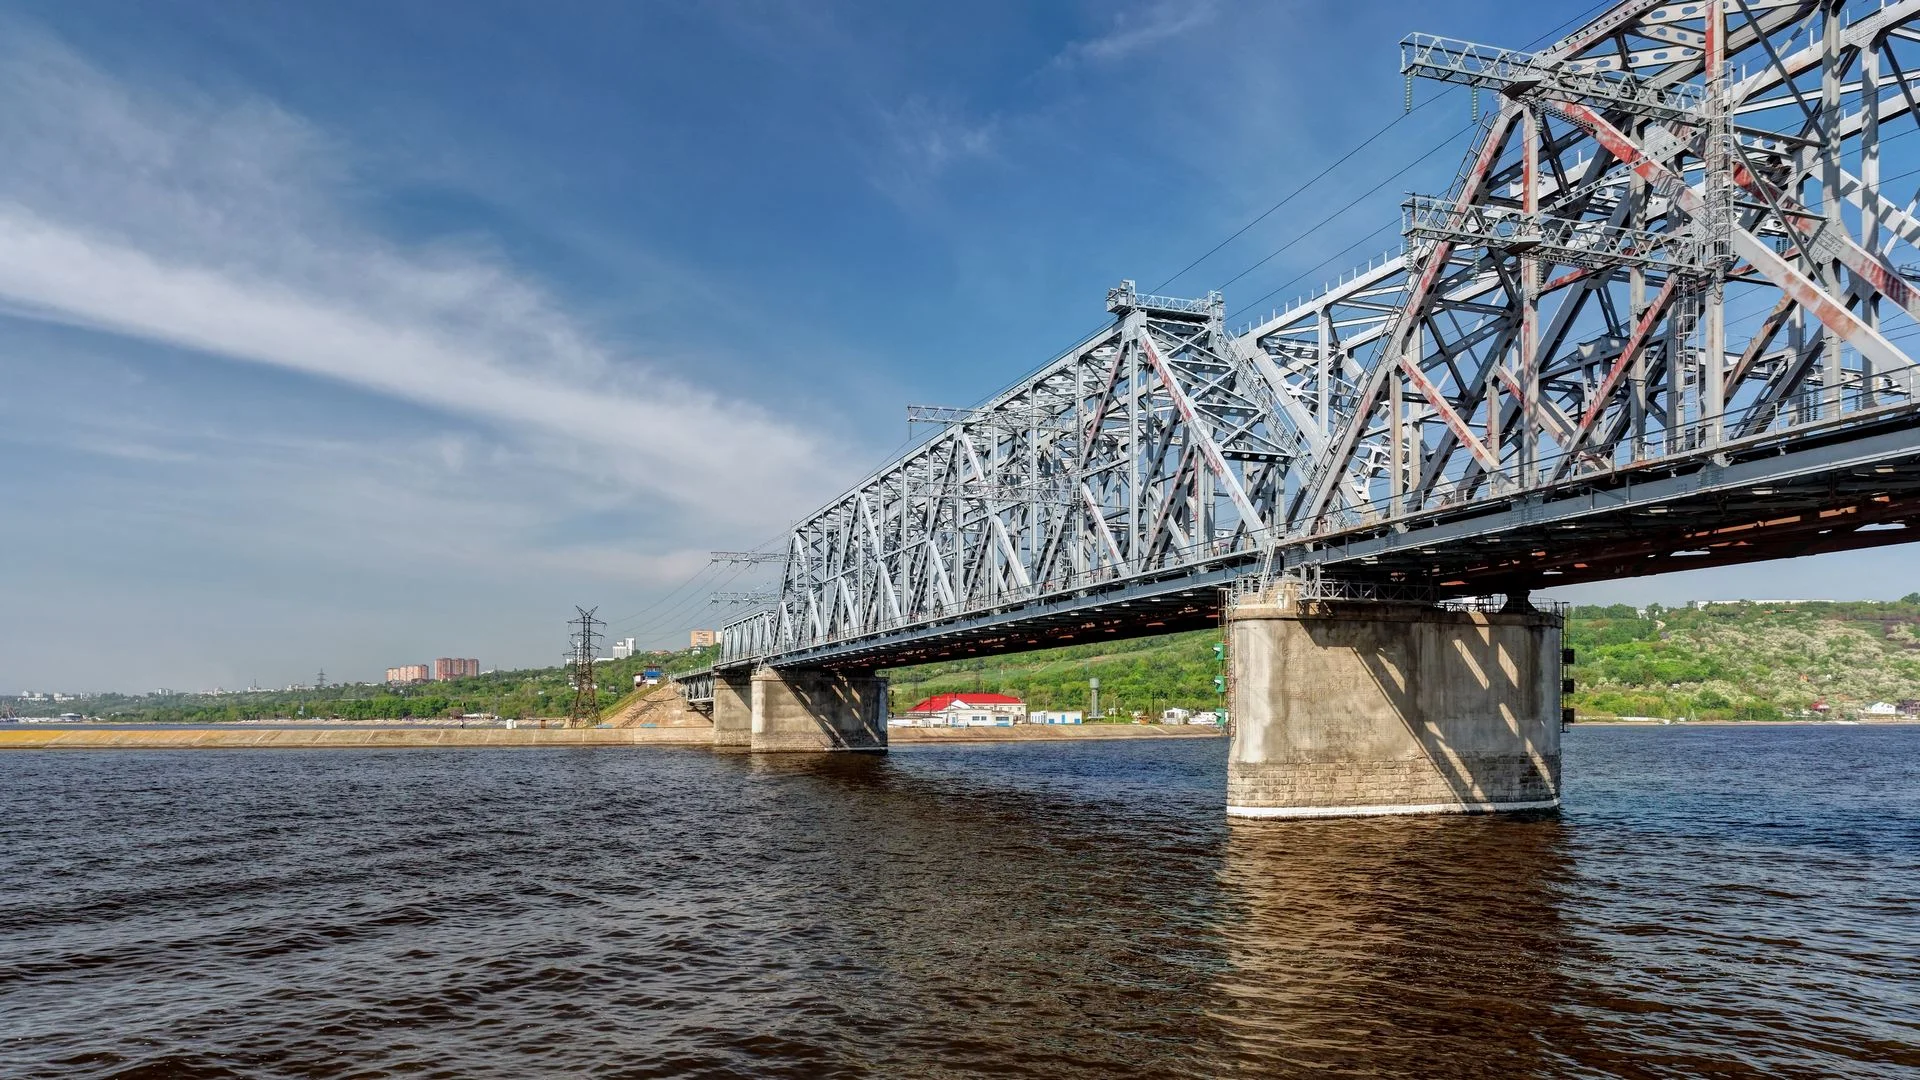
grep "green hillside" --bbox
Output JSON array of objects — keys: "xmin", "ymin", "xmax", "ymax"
[
  {"xmin": 1566, "ymin": 598, "xmax": 1920, "ymax": 720},
  {"xmin": 885, "ymin": 630, "xmax": 1226, "ymax": 719},
  {"xmin": 884, "ymin": 598, "xmax": 1920, "ymax": 722}
]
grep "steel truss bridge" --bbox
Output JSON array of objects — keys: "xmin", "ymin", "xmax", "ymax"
[{"xmin": 706, "ymin": 0, "xmax": 1920, "ymax": 681}]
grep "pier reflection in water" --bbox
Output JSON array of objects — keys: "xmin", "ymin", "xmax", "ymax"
[
  {"xmin": 1212, "ymin": 815, "xmax": 1582, "ymax": 1078},
  {"xmin": 0, "ymin": 727, "xmax": 1915, "ymax": 1078}
]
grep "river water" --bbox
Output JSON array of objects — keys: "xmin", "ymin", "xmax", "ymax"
[{"xmin": 2, "ymin": 726, "xmax": 1916, "ymax": 1079}]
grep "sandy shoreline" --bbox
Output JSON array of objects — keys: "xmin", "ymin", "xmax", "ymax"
[
  {"xmin": 0, "ymin": 722, "xmax": 1222, "ymax": 751},
  {"xmin": 0, "ymin": 727, "xmax": 715, "ymax": 750}
]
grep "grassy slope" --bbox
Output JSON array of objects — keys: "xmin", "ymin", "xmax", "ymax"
[
  {"xmin": 884, "ymin": 629, "xmax": 1227, "ymax": 718},
  {"xmin": 1566, "ymin": 600, "xmax": 1920, "ymax": 719},
  {"xmin": 886, "ymin": 600, "xmax": 1920, "ymax": 722}
]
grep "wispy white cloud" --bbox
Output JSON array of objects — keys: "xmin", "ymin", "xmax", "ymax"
[
  {"xmin": 861, "ymin": 93, "xmax": 1002, "ymax": 210},
  {"xmin": 0, "ymin": 26, "xmax": 851, "ymax": 531},
  {"xmin": 1053, "ymin": 0, "xmax": 1220, "ymax": 68}
]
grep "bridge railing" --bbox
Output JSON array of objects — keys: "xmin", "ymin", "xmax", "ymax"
[
  {"xmin": 728, "ymin": 531, "xmax": 1270, "ymax": 666},
  {"xmin": 719, "ymin": 609, "xmax": 777, "ymax": 667},
  {"xmin": 1306, "ymin": 363, "xmax": 1920, "ymax": 537}
]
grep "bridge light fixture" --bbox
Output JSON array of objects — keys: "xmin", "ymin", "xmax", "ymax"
[
  {"xmin": 1875, "ymin": 465, "xmax": 1897, "ymax": 474},
  {"xmin": 1751, "ymin": 487, "xmax": 1776, "ymax": 495},
  {"xmin": 1646, "ymin": 506, "xmax": 1669, "ymax": 514}
]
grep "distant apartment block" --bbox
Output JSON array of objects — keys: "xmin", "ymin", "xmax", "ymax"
[
  {"xmin": 612, "ymin": 637, "xmax": 637, "ymax": 659},
  {"xmin": 689, "ymin": 629, "xmax": 717, "ymax": 648},
  {"xmin": 386, "ymin": 664, "xmax": 430, "ymax": 685},
  {"xmin": 434, "ymin": 657, "xmax": 480, "ymax": 681}
]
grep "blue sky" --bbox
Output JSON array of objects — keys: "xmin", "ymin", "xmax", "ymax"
[{"xmin": 6, "ymin": 0, "xmax": 1917, "ymax": 693}]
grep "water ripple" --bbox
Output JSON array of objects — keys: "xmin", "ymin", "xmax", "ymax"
[{"xmin": 1, "ymin": 729, "xmax": 1915, "ymax": 1077}]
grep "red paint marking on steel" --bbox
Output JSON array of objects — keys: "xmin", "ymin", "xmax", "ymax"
[
  {"xmin": 1305, "ymin": 110, "xmax": 1519, "ymax": 524},
  {"xmin": 1544, "ymin": 266, "xmax": 1600, "ymax": 292},
  {"xmin": 1728, "ymin": 165, "xmax": 1920, "ymax": 314},
  {"xmin": 1553, "ymin": 99, "xmax": 1905, "ymax": 366},
  {"xmin": 1401, "ymin": 359, "xmax": 1501, "ymax": 473},
  {"xmin": 1573, "ymin": 276, "xmax": 1678, "ymax": 443},
  {"xmin": 1705, "ymin": 0, "xmax": 1720, "ymax": 82},
  {"xmin": 1553, "ymin": 101, "xmax": 1703, "ymax": 212},
  {"xmin": 1385, "ymin": 111, "xmax": 1519, "ymax": 477}
]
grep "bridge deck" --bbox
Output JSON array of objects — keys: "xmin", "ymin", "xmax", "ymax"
[{"xmin": 739, "ymin": 404, "xmax": 1920, "ymax": 673}]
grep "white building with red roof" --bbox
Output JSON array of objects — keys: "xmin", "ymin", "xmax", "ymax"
[{"xmin": 903, "ymin": 692, "xmax": 1027, "ymax": 726}]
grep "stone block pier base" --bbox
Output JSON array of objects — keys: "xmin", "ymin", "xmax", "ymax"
[
  {"xmin": 1226, "ymin": 595, "xmax": 1561, "ymax": 819},
  {"xmin": 748, "ymin": 667, "xmax": 888, "ymax": 753},
  {"xmin": 712, "ymin": 669, "xmax": 753, "ymax": 750}
]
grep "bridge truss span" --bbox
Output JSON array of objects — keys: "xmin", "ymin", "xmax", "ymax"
[{"xmin": 725, "ymin": 0, "xmax": 1920, "ymax": 672}]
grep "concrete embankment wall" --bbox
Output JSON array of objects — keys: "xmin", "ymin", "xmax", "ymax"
[{"xmin": 0, "ymin": 727, "xmax": 717, "ymax": 750}]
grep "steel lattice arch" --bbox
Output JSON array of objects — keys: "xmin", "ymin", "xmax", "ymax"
[{"xmin": 716, "ymin": 0, "xmax": 1920, "ymax": 674}]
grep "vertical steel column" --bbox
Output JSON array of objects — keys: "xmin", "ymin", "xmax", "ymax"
[
  {"xmin": 1820, "ymin": 1, "xmax": 1845, "ymax": 418},
  {"xmin": 1862, "ymin": 33, "xmax": 1883, "ymax": 408},
  {"xmin": 1628, "ymin": 124, "xmax": 1648, "ymax": 459},
  {"xmin": 1316, "ymin": 309, "xmax": 1333, "ymax": 436},
  {"xmin": 1127, "ymin": 321, "xmax": 1140, "ymax": 570},
  {"xmin": 1702, "ymin": 0, "xmax": 1727, "ymax": 446},
  {"xmin": 1520, "ymin": 104, "xmax": 1541, "ymax": 483}
]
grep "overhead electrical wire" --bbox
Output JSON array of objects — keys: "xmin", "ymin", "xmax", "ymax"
[{"xmin": 607, "ymin": 0, "xmax": 1652, "ymax": 641}]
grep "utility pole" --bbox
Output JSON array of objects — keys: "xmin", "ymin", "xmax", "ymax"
[{"xmin": 567, "ymin": 606, "xmax": 605, "ymax": 728}]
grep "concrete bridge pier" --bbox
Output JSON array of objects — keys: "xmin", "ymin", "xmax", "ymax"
[
  {"xmin": 712, "ymin": 668, "xmax": 753, "ymax": 750},
  {"xmin": 1226, "ymin": 593, "xmax": 1562, "ymax": 819},
  {"xmin": 749, "ymin": 667, "xmax": 888, "ymax": 752}
]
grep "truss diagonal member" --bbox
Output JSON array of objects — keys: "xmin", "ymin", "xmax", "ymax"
[
  {"xmin": 955, "ymin": 434, "xmax": 1036, "ymax": 591},
  {"xmin": 854, "ymin": 493, "xmax": 904, "ymax": 622},
  {"xmin": 1726, "ymin": 163, "xmax": 1920, "ymax": 326},
  {"xmin": 1136, "ymin": 332, "xmax": 1269, "ymax": 534},
  {"xmin": 1556, "ymin": 276, "xmax": 1679, "ymax": 476},
  {"xmin": 1228, "ymin": 336, "xmax": 1330, "ymax": 459},
  {"xmin": 1401, "ymin": 32, "xmax": 1705, "ymax": 120},
  {"xmin": 1080, "ymin": 482, "xmax": 1127, "ymax": 569},
  {"xmin": 1550, "ymin": 99, "xmax": 1914, "ymax": 375},
  {"xmin": 1300, "ymin": 110, "xmax": 1521, "ymax": 527},
  {"xmin": 1402, "ymin": 195, "xmax": 1702, "ymax": 270}
]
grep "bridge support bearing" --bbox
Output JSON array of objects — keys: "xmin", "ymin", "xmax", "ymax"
[
  {"xmin": 749, "ymin": 667, "xmax": 888, "ymax": 753},
  {"xmin": 712, "ymin": 668, "xmax": 753, "ymax": 750},
  {"xmin": 1226, "ymin": 599, "xmax": 1561, "ymax": 819}
]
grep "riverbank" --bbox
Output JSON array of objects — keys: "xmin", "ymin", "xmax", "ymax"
[
  {"xmin": 893, "ymin": 724, "xmax": 1221, "ymax": 743},
  {"xmin": 0, "ymin": 726, "xmax": 715, "ymax": 750},
  {"xmin": 0, "ymin": 722, "xmax": 1223, "ymax": 750}
]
